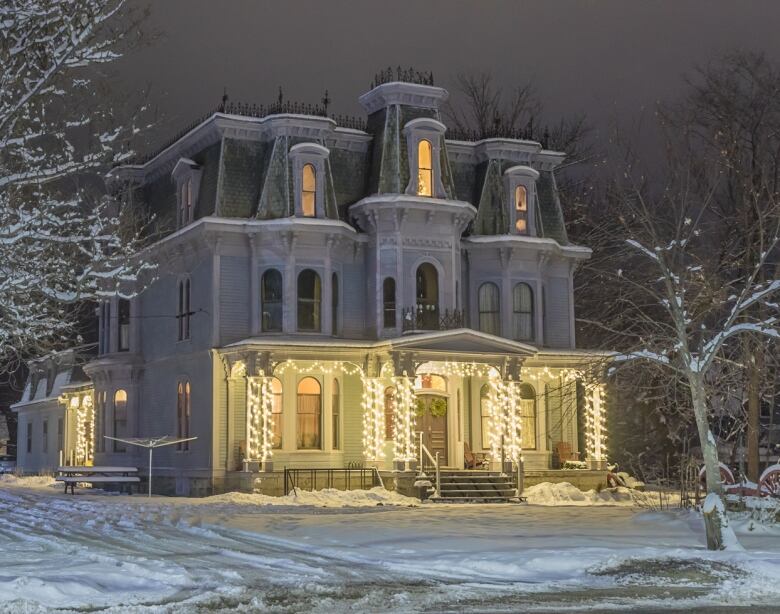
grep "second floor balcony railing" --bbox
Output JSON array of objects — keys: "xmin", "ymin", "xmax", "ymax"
[{"xmin": 402, "ymin": 305, "xmax": 464, "ymax": 333}]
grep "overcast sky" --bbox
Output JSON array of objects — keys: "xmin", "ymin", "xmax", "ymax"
[{"xmin": 117, "ymin": 0, "xmax": 780, "ymax": 156}]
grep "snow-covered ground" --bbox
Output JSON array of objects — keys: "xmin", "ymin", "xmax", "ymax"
[{"xmin": 2, "ymin": 477, "xmax": 780, "ymax": 613}]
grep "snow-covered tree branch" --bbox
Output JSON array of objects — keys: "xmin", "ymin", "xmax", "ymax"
[{"xmin": 0, "ymin": 0, "xmax": 154, "ymax": 378}]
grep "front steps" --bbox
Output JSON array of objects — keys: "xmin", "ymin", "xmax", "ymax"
[{"xmin": 423, "ymin": 470, "xmax": 522, "ymax": 503}]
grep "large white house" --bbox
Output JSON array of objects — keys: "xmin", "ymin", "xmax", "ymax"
[{"xmin": 13, "ymin": 73, "xmax": 608, "ymax": 495}]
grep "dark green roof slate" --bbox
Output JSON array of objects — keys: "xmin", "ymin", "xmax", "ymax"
[{"xmin": 218, "ymin": 138, "xmax": 269, "ymax": 218}]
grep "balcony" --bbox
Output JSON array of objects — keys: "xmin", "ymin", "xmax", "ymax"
[{"xmin": 401, "ymin": 306, "xmax": 464, "ymax": 333}]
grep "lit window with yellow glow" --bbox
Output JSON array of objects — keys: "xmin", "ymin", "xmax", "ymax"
[
  {"xmin": 302, "ymin": 163, "xmax": 316, "ymax": 217},
  {"xmin": 515, "ymin": 185, "xmax": 528, "ymax": 234},
  {"xmin": 417, "ymin": 139, "xmax": 433, "ymax": 197}
]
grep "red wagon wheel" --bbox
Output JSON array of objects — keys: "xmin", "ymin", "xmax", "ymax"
[
  {"xmin": 698, "ymin": 463, "xmax": 735, "ymax": 488},
  {"xmin": 759, "ymin": 465, "xmax": 780, "ymax": 498}
]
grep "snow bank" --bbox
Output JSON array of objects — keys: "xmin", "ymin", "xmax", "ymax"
[
  {"xmin": 204, "ymin": 486, "xmax": 419, "ymax": 508},
  {"xmin": 0, "ymin": 474, "xmax": 57, "ymax": 489},
  {"xmin": 524, "ymin": 482, "xmax": 675, "ymax": 507}
]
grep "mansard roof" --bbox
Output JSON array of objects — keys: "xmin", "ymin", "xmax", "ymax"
[{"xmin": 112, "ymin": 80, "xmax": 573, "ymax": 246}]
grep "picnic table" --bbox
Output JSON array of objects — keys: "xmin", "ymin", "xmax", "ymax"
[{"xmin": 56, "ymin": 466, "xmax": 140, "ymax": 495}]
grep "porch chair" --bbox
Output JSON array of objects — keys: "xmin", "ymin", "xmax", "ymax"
[
  {"xmin": 555, "ymin": 441, "xmax": 579, "ymax": 464},
  {"xmin": 464, "ymin": 442, "xmax": 488, "ymax": 470}
]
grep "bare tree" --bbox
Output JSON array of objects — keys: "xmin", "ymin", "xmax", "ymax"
[
  {"xmin": 662, "ymin": 52, "xmax": 780, "ymax": 483},
  {"xmin": 591, "ymin": 128, "xmax": 780, "ymax": 548},
  {"xmin": 0, "ymin": 0, "xmax": 154, "ymax": 378}
]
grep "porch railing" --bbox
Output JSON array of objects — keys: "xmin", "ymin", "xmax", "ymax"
[
  {"xmin": 417, "ymin": 432, "xmax": 440, "ymax": 498},
  {"xmin": 283, "ymin": 467, "xmax": 381, "ymax": 496},
  {"xmin": 402, "ymin": 306, "xmax": 464, "ymax": 333}
]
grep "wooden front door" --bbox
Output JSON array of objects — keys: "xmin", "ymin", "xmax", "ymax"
[{"xmin": 418, "ymin": 395, "xmax": 448, "ymax": 466}]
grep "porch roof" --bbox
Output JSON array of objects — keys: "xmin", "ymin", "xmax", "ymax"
[{"xmin": 222, "ymin": 328, "xmax": 537, "ymax": 361}]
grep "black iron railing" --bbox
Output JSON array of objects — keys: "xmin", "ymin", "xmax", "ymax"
[
  {"xmin": 402, "ymin": 306, "xmax": 464, "ymax": 333},
  {"xmin": 283, "ymin": 467, "xmax": 380, "ymax": 495}
]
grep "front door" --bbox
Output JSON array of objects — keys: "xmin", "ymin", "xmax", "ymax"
[{"xmin": 418, "ymin": 395, "xmax": 448, "ymax": 466}]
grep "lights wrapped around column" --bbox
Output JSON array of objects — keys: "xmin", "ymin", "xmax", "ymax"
[
  {"xmin": 502, "ymin": 378, "xmax": 523, "ymax": 464},
  {"xmin": 247, "ymin": 376, "xmax": 274, "ymax": 463},
  {"xmin": 392, "ymin": 374, "xmax": 416, "ymax": 463},
  {"xmin": 584, "ymin": 383, "xmax": 608, "ymax": 462},
  {"xmin": 75, "ymin": 393, "xmax": 94, "ymax": 465},
  {"xmin": 361, "ymin": 376, "xmax": 385, "ymax": 461}
]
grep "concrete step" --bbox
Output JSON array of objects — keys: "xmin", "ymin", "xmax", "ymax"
[{"xmin": 430, "ymin": 496, "xmax": 522, "ymax": 504}]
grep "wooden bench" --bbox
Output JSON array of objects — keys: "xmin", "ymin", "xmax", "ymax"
[{"xmin": 56, "ymin": 466, "xmax": 140, "ymax": 495}]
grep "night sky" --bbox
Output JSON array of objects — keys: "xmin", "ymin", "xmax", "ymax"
[{"xmin": 118, "ymin": 0, "xmax": 780, "ymax": 155}]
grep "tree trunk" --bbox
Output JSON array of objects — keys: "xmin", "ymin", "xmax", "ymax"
[
  {"xmin": 747, "ymin": 346, "xmax": 762, "ymax": 483},
  {"xmin": 688, "ymin": 372, "xmax": 730, "ymax": 550}
]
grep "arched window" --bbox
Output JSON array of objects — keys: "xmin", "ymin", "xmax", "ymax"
[
  {"xmin": 177, "ymin": 381, "xmax": 191, "ymax": 451},
  {"xmin": 302, "ymin": 163, "xmax": 316, "ymax": 217},
  {"xmin": 270, "ymin": 377, "xmax": 283, "ymax": 449},
  {"xmin": 512, "ymin": 283, "xmax": 534, "ymax": 341},
  {"xmin": 416, "ymin": 263, "xmax": 439, "ymax": 329},
  {"xmin": 332, "ymin": 379, "xmax": 340, "ymax": 450},
  {"xmin": 417, "ymin": 139, "xmax": 433, "ymax": 197},
  {"xmin": 261, "ymin": 269, "xmax": 283, "ymax": 332},
  {"xmin": 384, "ymin": 386, "xmax": 396, "ymax": 439},
  {"xmin": 415, "ymin": 373, "xmax": 447, "ymax": 392},
  {"xmin": 383, "ymin": 277, "xmax": 396, "ymax": 329},
  {"xmin": 113, "ymin": 389, "xmax": 127, "ymax": 453},
  {"xmin": 478, "ymin": 282, "xmax": 500, "ymax": 335},
  {"xmin": 331, "ymin": 272, "xmax": 339, "ymax": 335},
  {"xmin": 520, "ymin": 384, "xmax": 537, "ymax": 450},
  {"xmin": 480, "ymin": 384, "xmax": 491, "ymax": 449},
  {"xmin": 177, "ymin": 278, "xmax": 191, "ymax": 341},
  {"xmin": 297, "ymin": 377, "xmax": 321, "ymax": 449},
  {"xmin": 297, "ymin": 269, "xmax": 321, "ymax": 332},
  {"xmin": 515, "ymin": 185, "xmax": 528, "ymax": 234}
]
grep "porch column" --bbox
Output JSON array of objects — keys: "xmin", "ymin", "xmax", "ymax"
[
  {"xmin": 246, "ymin": 375, "xmax": 274, "ymax": 471},
  {"xmin": 361, "ymin": 376, "xmax": 385, "ymax": 465},
  {"xmin": 585, "ymin": 383, "xmax": 608, "ymax": 470},
  {"xmin": 487, "ymin": 378, "xmax": 524, "ymax": 471},
  {"xmin": 392, "ymin": 373, "xmax": 416, "ymax": 470}
]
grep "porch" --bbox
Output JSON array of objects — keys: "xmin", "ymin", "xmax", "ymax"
[{"xmin": 216, "ymin": 329, "xmax": 609, "ymax": 489}]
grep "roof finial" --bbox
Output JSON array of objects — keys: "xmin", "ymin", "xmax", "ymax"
[
  {"xmin": 277, "ymin": 86, "xmax": 284, "ymax": 106},
  {"xmin": 321, "ymin": 89, "xmax": 331, "ymax": 116},
  {"xmin": 220, "ymin": 87, "xmax": 229, "ymax": 111}
]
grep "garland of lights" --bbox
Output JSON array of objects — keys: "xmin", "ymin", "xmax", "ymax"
[
  {"xmin": 74, "ymin": 393, "xmax": 94, "ymax": 465},
  {"xmin": 239, "ymin": 357, "xmax": 607, "ymax": 466},
  {"xmin": 246, "ymin": 376, "xmax": 275, "ymax": 462},
  {"xmin": 392, "ymin": 375, "xmax": 416, "ymax": 463},
  {"xmin": 361, "ymin": 376, "xmax": 385, "ymax": 461}
]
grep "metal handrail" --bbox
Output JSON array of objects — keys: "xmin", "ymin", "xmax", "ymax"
[{"xmin": 417, "ymin": 432, "xmax": 440, "ymax": 498}]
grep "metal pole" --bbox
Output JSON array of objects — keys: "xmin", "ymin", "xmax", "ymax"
[
  {"xmin": 148, "ymin": 447, "xmax": 153, "ymax": 498},
  {"xmin": 434, "ymin": 451, "xmax": 440, "ymax": 498}
]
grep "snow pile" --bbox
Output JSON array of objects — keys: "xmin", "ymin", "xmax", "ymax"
[
  {"xmin": 524, "ymin": 481, "xmax": 672, "ymax": 507},
  {"xmin": 204, "ymin": 486, "xmax": 419, "ymax": 508},
  {"xmin": 0, "ymin": 474, "xmax": 57, "ymax": 489}
]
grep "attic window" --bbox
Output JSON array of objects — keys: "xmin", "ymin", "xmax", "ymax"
[
  {"xmin": 515, "ymin": 185, "xmax": 528, "ymax": 234},
  {"xmin": 417, "ymin": 139, "xmax": 433, "ymax": 197},
  {"xmin": 172, "ymin": 158, "xmax": 202, "ymax": 229},
  {"xmin": 302, "ymin": 163, "xmax": 316, "ymax": 217}
]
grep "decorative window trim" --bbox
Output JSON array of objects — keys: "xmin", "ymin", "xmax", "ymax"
[
  {"xmin": 504, "ymin": 165, "xmax": 539, "ymax": 236},
  {"xmin": 172, "ymin": 158, "xmax": 202, "ymax": 228},
  {"xmin": 290, "ymin": 143, "xmax": 329, "ymax": 218},
  {"xmin": 403, "ymin": 117, "xmax": 447, "ymax": 198}
]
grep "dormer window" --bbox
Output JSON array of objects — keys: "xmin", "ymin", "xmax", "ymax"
[
  {"xmin": 403, "ymin": 118, "xmax": 447, "ymax": 198},
  {"xmin": 302, "ymin": 163, "xmax": 316, "ymax": 217},
  {"xmin": 515, "ymin": 185, "xmax": 528, "ymax": 234},
  {"xmin": 504, "ymin": 166, "xmax": 539, "ymax": 236},
  {"xmin": 290, "ymin": 143, "xmax": 329, "ymax": 218},
  {"xmin": 172, "ymin": 158, "xmax": 202, "ymax": 229},
  {"xmin": 417, "ymin": 139, "xmax": 433, "ymax": 197}
]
